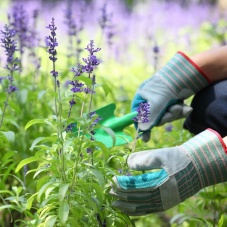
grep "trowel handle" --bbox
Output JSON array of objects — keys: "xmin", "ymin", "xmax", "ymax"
[{"xmin": 102, "ymin": 111, "xmax": 138, "ymax": 130}]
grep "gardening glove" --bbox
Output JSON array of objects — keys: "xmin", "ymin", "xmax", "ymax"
[
  {"xmin": 132, "ymin": 51, "xmax": 210, "ymax": 142},
  {"xmin": 110, "ymin": 129, "xmax": 227, "ymax": 216}
]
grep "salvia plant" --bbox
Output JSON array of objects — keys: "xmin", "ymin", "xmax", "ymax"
[{"xmin": 9, "ymin": 17, "xmax": 132, "ymax": 227}]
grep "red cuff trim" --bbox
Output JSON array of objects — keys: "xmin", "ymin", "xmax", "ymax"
[
  {"xmin": 207, "ymin": 128, "xmax": 227, "ymax": 155},
  {"xmin": 177, "ymin": 51, "xmax": 211, "ymax": 83}
]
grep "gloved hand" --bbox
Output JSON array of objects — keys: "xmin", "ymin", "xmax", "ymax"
[
  {"xmin": 110, "ymin": 129, "xmax": 227, "ymax": 216},
  {"xmin": 132, "ymin": 52, "xmax": 210, "ymax": 142}
]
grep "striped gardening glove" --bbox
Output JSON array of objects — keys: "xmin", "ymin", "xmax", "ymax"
[
  {"xmin": 110, "ymin": 129, "xmax": 227, "ymax": 216},
  {"xmin": 132, "ymin": 52, "xmax": 210, "ymax": 142}
]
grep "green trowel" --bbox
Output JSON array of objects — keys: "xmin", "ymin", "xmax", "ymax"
[{"xmin": 73, "ymin": 103, "xmax": 138, "ymax": 148}]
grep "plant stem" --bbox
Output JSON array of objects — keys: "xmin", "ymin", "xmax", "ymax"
[
  {"xmin": 57, "ymin": 85, "xmax": 67, "ymax": 182},
  {"xmin": 53, "ymin": 61, "xmax": 58, "ymax": 117},
  {"xmin": 69, "ymin": 132, "xmax": 86, "ymax": 200},
  {"xmin": 0, "ymin": 92, "xmax": 10, "ymax": 130},
  {"xmin": 212, "ymin": 185, "xmax": 217, "ymax": 227},
  {"xmin": 132, "ymin": 127, "xmax": 139, "ymax": 153}
]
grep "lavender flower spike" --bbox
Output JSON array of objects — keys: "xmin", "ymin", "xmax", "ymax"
[
  {"xmin": 82, "ymin": 40, "xmax": 101, "ymax": 75},
  {"xmin": 133, "ymin": 102, "xmax": 151, "ymax": 124},
  {"xmin": 46, "ymin": 18, "xmax": 58, "ymax": 77},
  {"xmin": 0, "ymin": 24, "xmax": 20, "ymax": 88}
]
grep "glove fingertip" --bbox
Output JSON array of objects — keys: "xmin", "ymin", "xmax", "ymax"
[
  {"xmin": 182, "ymin": 106, "xmax": 193, "ymax": 117},
  {"xmin": 141, "ymin": 131, "xmax": 151, "ymax": 142}
]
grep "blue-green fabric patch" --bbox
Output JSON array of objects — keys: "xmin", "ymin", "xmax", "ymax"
[{"xmin": 117, "ymin": 169, "xmax": 168, "ymax": 190}]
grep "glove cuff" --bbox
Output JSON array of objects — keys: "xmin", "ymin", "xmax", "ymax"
[
  {"xmin": 158, "ymin": 52, "xmax": 210, "ymax": 95},
  {"xmin": 182, "ymin": 129, "xmax": 227, "ymax": 188}
]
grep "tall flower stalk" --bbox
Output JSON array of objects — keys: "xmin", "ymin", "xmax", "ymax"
[
  {"xmin": 46, "ymin": 18, "xmax": 67, "ymax": 182},
  {"xmin": 0, "ymin": 25, "xmax": 20, "ymax": 129},
  {"xmin": 64, "ymin": 0, "xmax": 84, "ymax": 66},
  {"xmin": 99, "ymin": 3, "xmax": 115, "ymax": 47},
  {"xmin": 9, "ymin": 4, "xmax": 29, "ymax": 70},
  {"xmin": 46, "ymin": 18, "xmax": 58, "ymax": 117},
  {"xmin": 69, "ymin": 40, "xmax": 101, "ymax": 200}
]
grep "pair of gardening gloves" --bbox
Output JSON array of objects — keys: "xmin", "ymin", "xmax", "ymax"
[{"xmin": 110, "ymin": 51, "xmax": 227, "ymax": 216}]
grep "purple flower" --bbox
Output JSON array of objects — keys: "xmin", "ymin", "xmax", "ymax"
[
  {"xmin": 85, "ymin": 40, "xmax": 101, "ymax": 56},
  {"xmin": 1, "ymin": 25, "xmax": 17, "ymax": 65},
  {"xmin": 69, "ymin": 80, "xmax": 84, "ymax": 93},
  {"xmin": 66, "ymin": 123, "xmax": 76, "ymax": 132},
  {"xmin": 71, "ymin": 63, "xmax": 83, "ymax": 77},
  {"xmin": 83, "ymin": 55, "xmax": 100, "ymax": 67},
  {"xmin": 10, "ymin": 4, "xmax": 29, "ymax": 55},
  {"xmin": 165, "ymin": 124, "xmax": 173, "ymax": 132},
  {"xmin": 82, "ymin": 40, "xmax": 101, "ymax": 75},
  {"xmin": 99, "ymin": 3, "xmax": 108, "ymax": 30},
  {"xmin": 98, "ymin": 3, "xmax": 115, "ymax": 46},
  {"xmin": 7, "ymin": 85, "xmax": 18, "ymax": 94},
  {"xmin": 50, "ymin": 70, "xmax": 58, "ymax": 78},
  {"xmin": 133, "ymin": 102, "xmax": 150, "ymax": 124},
  {"xmin": 86, "ymin": 111, "xmax": 102, "ymax": 153},
  {"xmin": 46, "ymin": 18, "xmax": 58, "ymax": 64},
  {"xmin": 153, "ymin": 45, "xmax": 160, "ymax": 54},
  {"xmin": 89, "ymin": 111, "xmax": 102, "ymax": 128},
  {"xmin": 64, "ymin": 0, "xmax": 77, "ymax": 37},
  {"xmin": 82, "ymin": 64, "xmax": 94, "ymax": 74},
  {"xmin": 0, "ymin": 24, "xmax": 20, "ymax": 94},
  {"xmin": 67, "ymin": 41, "xmax": 101, "ymax": 118}
]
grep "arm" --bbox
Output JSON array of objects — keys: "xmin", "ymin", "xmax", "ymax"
[{"xmin": 191, "ymin": 46, "xmax": 227, "ymax": 82}]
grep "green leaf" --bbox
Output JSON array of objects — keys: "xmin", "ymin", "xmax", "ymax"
[
  {"xmin": 0, "ymin": 190, "xmax": 14, "ymax": 196},
  {"xmin": 0, "ymin": 131, "xmax": 15, "ymax": 143},
  {"xmin": 25, "ymin": 119, "xmax": 56, "ymax": 131},
  {"xmin": 26, "ymin": 193, "xmax": 37, "ymax": 210},
  {"xmin": 2, "ymin": 150, "xmax": 15, "ymax": 163},
  {"xmin": 89, "ymin": 169, "xmax": 105, "ymax": 188},
  {"xmin": 170, "ymin": 213, "xmax": 190, "ymax": 224},
  {"xmin": 38, "ymin": 90, "xmax": 47, "ymax": 100},
  {"xmin": 0, "ymin": 204, "xmax": 20, "ymax": 211},
  {"xmin": 77, "ymin": 75, "xmax": 92, "ymax": 86},
  {"xmin": 59, "ymin": 183, "xmax": 69, "ymax": 203},
  {"xmin": 17, "ymin": 89, "xmax": 28, "ymax": 104},
  {"xmin": 30, "ymin": 136, "xmax": 55, "ymax": 151},
  {"xmin": 37, "ymin": 182, "xmax": 58, "ymax": 202},
  {"xmin": 218, "ymin": 214, "xmax": 227, "ymax": 227},
  {"xmin": 0, "ymin": 92, "xmax": 6, "ymax": 102},
  {"xmin": 45, "ymin": 186, "xmax": 56, "ymax": 199},
  {"xmin": 59, "ymin": 201, "xmax": 69, "ymax": 225},
  {"xmin": 15, "ymin": 156, "xmax": 42, "ymax": 173},
  {"xmin": 101, "ymin": 83, "xmax": 110, "ymax": 96},
  {"xmin": 102, "ymin": 126, "xmax": 116, "ymax": 147},
  {"xmin": 45, "ymin": 215, "xmax": 57, "ymax": 227}
]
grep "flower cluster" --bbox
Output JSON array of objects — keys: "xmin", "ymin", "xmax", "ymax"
[
  {"xmin": 133, "ymin": 102, "xmax": 151, "ymax": 124},
  {"xmin": 89, "ymin": 111, "xmax": 102, "ymax": 134},
  {"xmin": 86, "ymin": 111, "xmax": 102, "ymax": 153},
  {"xmin": 10, "ymin": 4, "xmax": 29, "ymax": 55},
  {"xmin": 0, "ymin": 24, "xmax": 20, "ymax": 92},
  {"xmin": 68, "ymin": 40, "xmax": 101, "ymax": 113},
  {"xmin": 99, "ymin": 3, "xmax": 115, "ymax": 46},
  {"xmin": 82, "ymin": 40, "xmax": 101, "ymax": 75},
  {"xmin": 46, "ymin": 18, "xmax": 58, "ymax": 77},
  {"xmin": 64, "ymin": 0, "xmax": 77, "ymax": 37}
]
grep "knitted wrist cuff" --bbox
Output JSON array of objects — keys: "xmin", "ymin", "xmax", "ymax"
[
  {"xmin": 158, "ymin": 52, "xmax": 209, "ymax": 94},
  {"xmin": 182, "ymin": 129, "xmax": 227, "ymax": 188}
]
